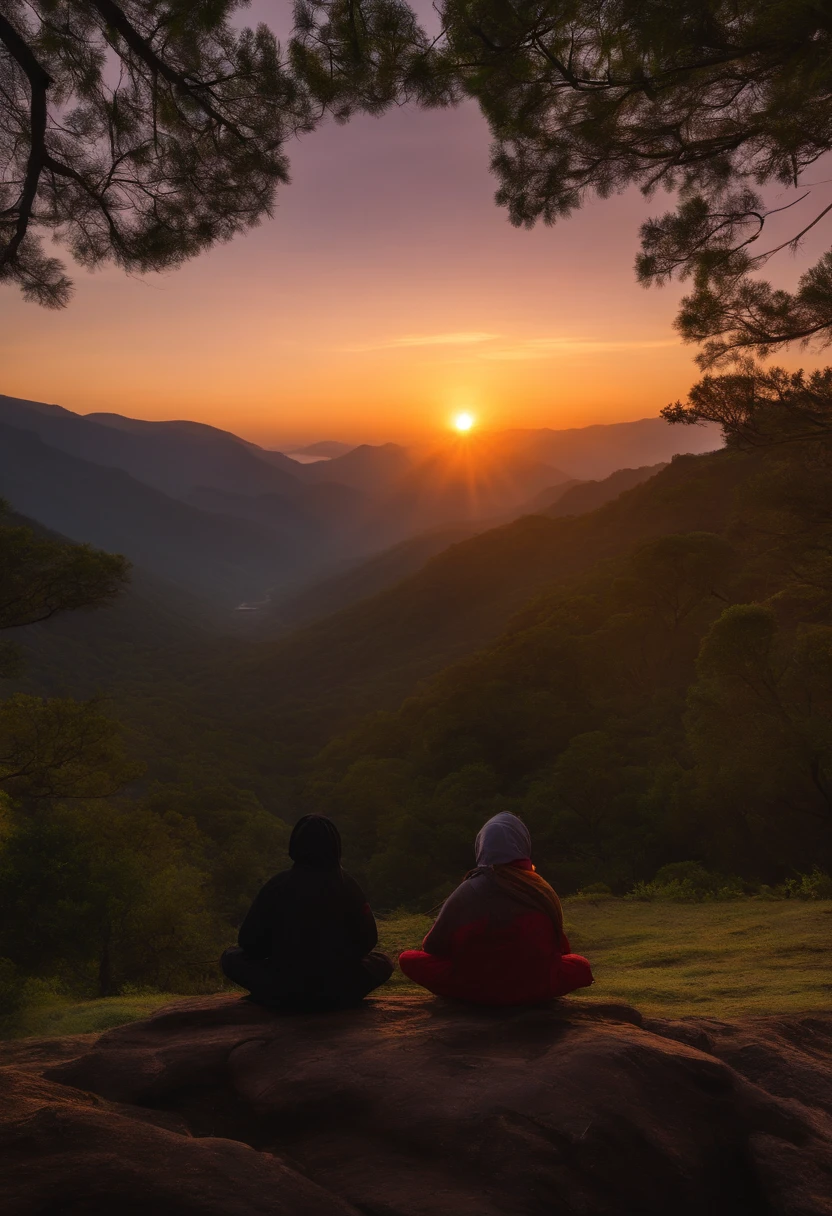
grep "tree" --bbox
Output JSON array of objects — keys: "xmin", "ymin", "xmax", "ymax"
[
  {"xmin": 686, "ymin": 604, "xmax": 832, "ymax": 873},
  {"xmin": 0, "ymin": 693, "xmax": 138, "ymax": 800},
  {"xmin": 142, "ymin": 782, "xmax": 290, "ymax": 924},
  {"xmin": 0, "ymin": 797, "xmax": 224, "ymax": 994},
  {"xmin": 0, "ymin": 0, "xmax": 311, "ymax": 305},
  {"xmin": 293, "ymin": 1, "xmax": 832, "ymax": 366},
  {"xmin": 615, "ymin": 532, "xmax": 735, "ymax": 631},
  {"xmin": 0, "ymin": 501, "xmax": 127, "ymax": 675},
  {"xmin": 663, "ymin": 364, "xmax": 832, "ymax": 447},
  {"xmin": 0, "ymin": 505, "xmax": 134, "ymax": 800}
]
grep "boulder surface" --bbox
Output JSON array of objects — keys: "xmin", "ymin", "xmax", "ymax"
[{"xmin": 3, "ymin": 993, "xmax": 831, "ymax": 1215}]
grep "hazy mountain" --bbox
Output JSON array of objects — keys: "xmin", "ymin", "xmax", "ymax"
[
  {"xmin": 0, "ymin": 395, "xmax": 724, "ymax": 616},
  {"xmin": 541, "ymin": 463, "xmax": 666, "ymax": 517},
  {"xmin": 186, "ymin": 479, "xmax": 368, "ymax": 557},
  {"xmin": 506, "ymin": 478, "xmax": 584, "ymax": 517},
  {"xmin": 0, "ymin": 395, "xmax": 302, "ymax": 500},
  {"xmin": 0, "ymin": 396, "xmax": 385, "ymax": 577},
  {"xmin": 0, "ymin": 421, "xmax": 303, "ymax": 609},
  {"xmin": 287, "ymin": 441, "xmax": 355, "ymax": 459},
  {"xmin": 378, "ymin": 437, "xmax": 569, "ymax": 530},
  {"xmin": 216, "ymin": 444, "xmax": 754, "ymax": 742},
  {"xmin": 501, "ymin": 417, "xmax": 721, "ymax": 479},
  {"xmin": 267, "ymin": 523, "xmax": 482, "ymax": 632},
  {"xmin": 261, "ymin": 463, "xmax": 666, "ymax": 633},
  {"xmin": 310, "ymin": 436, "xmax": 572, "ymax": 551},
  {"xmin": 302, "ymin": 442, "xmax": 414, "ymax": 491}
]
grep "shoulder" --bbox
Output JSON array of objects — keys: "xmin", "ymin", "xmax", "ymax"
[
  {"xmin": 340, "ymin": 870, "xmax": 368, "ymax": 902},
  {"xmin": 255, "ymin": 871, "xmax": 291, "ymax": 900},
  {"xmin": 442, "ymin": 872, "xmax": 491, "ymax": 910}
]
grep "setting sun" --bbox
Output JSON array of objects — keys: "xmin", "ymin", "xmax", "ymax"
[{"xmin": 453, "ymin": 411, "xmax": 476, "ymax": 433}]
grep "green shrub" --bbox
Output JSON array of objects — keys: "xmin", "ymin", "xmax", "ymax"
[
  {"xmin": 783, "ymin": 868, "xmax": 832, "ymax": 900},
  {"xmin": 0, "ymin": 958, "xmax": 24, "ymax": 1018},
  {"xmin": 565, "ymin": 882, "xmax": 616, "ymax": 903},
  {"xmin": 627, "ymin": 862, "xmax": 745, "ymax": 903}
]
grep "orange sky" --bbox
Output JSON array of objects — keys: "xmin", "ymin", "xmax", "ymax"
[{"xmin": 2, "ymin": 7, "xmax": 831, "ymax": 448}]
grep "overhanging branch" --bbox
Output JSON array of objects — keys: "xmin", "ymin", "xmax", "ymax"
[{"xmin": 0, "ymin": 13, "xmax": 52, "ymax": 270}]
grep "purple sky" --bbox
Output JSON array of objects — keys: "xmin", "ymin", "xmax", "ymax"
[{"xmin": 1, "ymin": 1, "xmax": 830, "ymax": 447}]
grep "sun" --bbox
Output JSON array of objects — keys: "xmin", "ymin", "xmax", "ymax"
[{"xmin": 452, "ymin": 411, "xmax": 476, "ymax": 433}]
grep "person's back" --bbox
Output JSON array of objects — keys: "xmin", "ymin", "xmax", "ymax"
[
  {"xmin": 222, "ymin": 814, "xmax": 393, "ymax": 1010},
  {"xmin": 399, "ymin": 812, "xmax": 593, "ymax": 1005}
]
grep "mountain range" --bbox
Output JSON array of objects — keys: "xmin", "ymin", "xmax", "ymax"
[
  {"xmin": 0, "ymin": 393, "xmax": 721, "ymax": 614},
  {"xmin": 207, "ymin": 445, "xmax": 749, "ymax": 750}
]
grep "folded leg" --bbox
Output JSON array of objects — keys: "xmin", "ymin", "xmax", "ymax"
[{"xmin": 221, "ymin": 946, "xmax": 284, "ymax": 1005}]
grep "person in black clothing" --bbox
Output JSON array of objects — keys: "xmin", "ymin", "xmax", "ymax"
[{"xmin": 221, "ymin": 814, "xmax": 394, "ymax": 1010}]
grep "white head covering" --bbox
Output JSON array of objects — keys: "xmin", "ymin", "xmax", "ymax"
[{"xmin": 475, "ymin": 812, "xmax": 532, "ymax": 868}]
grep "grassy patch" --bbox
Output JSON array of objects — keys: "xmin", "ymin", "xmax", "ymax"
[
  {"xmin": 3, "ymin": 900, "xmax": 829, "ymax": 1040},
  {"xmin": 378, "ymin": 899, "xmax": 832, "ymax": 1018},
  {"xmin": 0, "ymin": 993, "xmax": 183, "ymax": 1040},
  {"xmin": 563, "ymin": 898, "xmax": 832, "ymax": 1018}
]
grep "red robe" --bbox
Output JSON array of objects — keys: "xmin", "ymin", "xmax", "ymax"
[{"xmin": 399, "ymin": 870, "xmax": 593, "ymax": 1006}]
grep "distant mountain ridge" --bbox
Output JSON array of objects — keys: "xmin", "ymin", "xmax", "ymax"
[
  {"xmin": 501, "ymin": 417, "xmax": 721, "ymax": 479},
  {"xmin": 0, "ymin": 420, "xmax": 305, "ymax": 609},
  {"xmin": 542, "ymin": 464, "xmax": 667, "ymax": 518},
  {"xmin": 0, "ymin": 396, "xmax": 304, "ymax": 499},
  {"xmin": 261, "ymin": 463, "xmax": 669, "ymax": 634},
  {"xmin": 214, "ymin": 446, "xmax": 748, "ymax": 744},
  {"xmin": 287, "ymin": 441, "xmax": 355, "ymax": 459},
  {"xmin": 0, "ymin": 392, "xmax": 724, "ymax": 617}
]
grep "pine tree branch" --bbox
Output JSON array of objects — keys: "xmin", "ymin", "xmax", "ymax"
[
  {"xmin": 88, "ymin": 0, "xmax": 247, "ymax": 141},
  {"xmin": 0, "ymin": 13, "xmax": 52, "ymax": 270}
]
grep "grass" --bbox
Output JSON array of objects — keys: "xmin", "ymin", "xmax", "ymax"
[
  {"xmin": 0, "ymin": 993, "xmax": 183, "ymax": 1040},
  {"xmin": 377, "ymin": 898, "xmax": 832, "ymax": 1018},
  {"xmin": 2, "ymin": 900, "xmax": 830, "ymax": 1040}
]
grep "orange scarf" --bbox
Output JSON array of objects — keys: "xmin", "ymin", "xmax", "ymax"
[{"xmin": 492, "ymin": 863, "xmax": 566, "ymax": 948}]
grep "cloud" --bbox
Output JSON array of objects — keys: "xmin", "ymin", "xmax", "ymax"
[
  {"xmin": 477, "ymin": 338, "xmax": 679, "ymax": 362},
  {"xmin": 343, "ymin": 332, "xmax": 679, "ymax": 359},
  {"xmin": 343, "ymin": 331, "xmax": 501, "ymax": 352}
]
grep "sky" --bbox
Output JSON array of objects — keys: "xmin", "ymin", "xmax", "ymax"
[{"xmin": 2, "ymin": 2, "xmax": 832, "ymax": 448}]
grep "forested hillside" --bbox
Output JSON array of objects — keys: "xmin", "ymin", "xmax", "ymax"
[
  {"xmin": 1, "ymin": 374, "xmax": 826, "ymax": 1001},
  {"xmin": 301, "ymin": 383, "xmax": 832, "ymax": 906},
  {"xmin": 209, "ymin": 445, "xmax": 753, "ymax": 751}
]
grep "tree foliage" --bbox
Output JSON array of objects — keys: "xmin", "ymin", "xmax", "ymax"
[
  {"xmin": 0, "ymin": 505, "xmax": 132, "ymax": 799},
  {"xmin": 8, "ymin": 0, "xmax": 832, "ymax": 361},
  {"xmin": 0, "ymin": 692, "xmax": 138, "ymax": 800},
  {"xmin": 290, "ymin": 1, "xmax": 832, "ymax": 366},
  {"xmin": 0, "ymin": 797, "xmax": 224, "ymax": 995},
  {"xmin": 0, "ymin": 502, "xmax": 127, "ymax": 631},
  {"xmin": 0, "ymin": 0, "xmax": 312, "ymax": 305},
  {"xmin": 663, "ymin": 364, "xmax": 832, "ymax": 446}
]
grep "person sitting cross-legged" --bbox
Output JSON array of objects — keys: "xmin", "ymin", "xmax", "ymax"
[
  {"xmin": 399, "ymin": 812, "xmax": 593, "ymax": 1006},
  {"xmin": 221, "ymin": 814, "xmax": 393, "ymax": 1011}
]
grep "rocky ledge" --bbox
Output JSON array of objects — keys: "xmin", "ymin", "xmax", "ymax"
[{"xmin": 2, "ymin": 994, "xmax": 831, "ymax": 1215}]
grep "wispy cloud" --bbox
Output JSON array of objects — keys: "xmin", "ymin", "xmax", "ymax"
[
  {"xmin": 477, "ymin": 338, "xmax": 678, "ymax": 362},
  {"xmin": 343, "ymin": 331, "xmax": 501, "ymax": 353},
  {"xmin": 343, "ymin": 332, "xmax": 679, "ymax": 359}
]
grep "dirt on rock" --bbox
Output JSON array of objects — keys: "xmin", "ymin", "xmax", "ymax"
[{"xmin": 2, "ymin": 994, "xmax": 831, "ymax": 1215}]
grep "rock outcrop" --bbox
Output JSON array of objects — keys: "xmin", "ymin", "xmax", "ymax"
[{"xmin": 3, "ymin": 994, "xmax": 831, "ymax": 1215}]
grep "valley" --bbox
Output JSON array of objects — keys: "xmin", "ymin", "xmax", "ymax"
[{"xmin": 2, "ymin": 377, "xmax": 830, "ymax": 1013}]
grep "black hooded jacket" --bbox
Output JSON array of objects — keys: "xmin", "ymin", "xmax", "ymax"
[{"xmin": 237, "ymin": 815, "xmax": 378, "ymax": 982}]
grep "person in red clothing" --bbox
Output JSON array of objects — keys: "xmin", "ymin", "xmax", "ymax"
[{"xmin": 399, "ymin": 812, "xmax": 593, "ymax": 1005}]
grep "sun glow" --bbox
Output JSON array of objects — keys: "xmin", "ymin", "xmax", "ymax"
[{"xmin": 452, "ymin": 411, "xmax": 476, "ymax": 433}]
